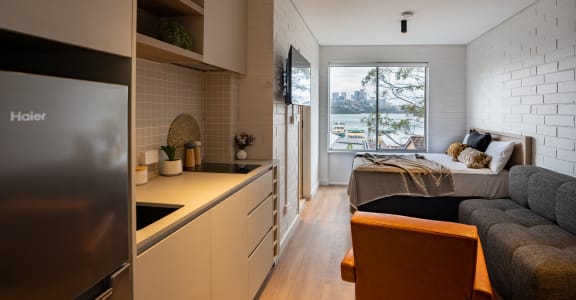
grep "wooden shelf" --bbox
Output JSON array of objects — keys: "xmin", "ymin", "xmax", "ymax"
[
  {"xmin": 136, "ymin": 33, "xmax": 203, "ymax": 63},
  {"xmin": 138, "ymin": 0, "xmax": 203, "ymax": 17}
]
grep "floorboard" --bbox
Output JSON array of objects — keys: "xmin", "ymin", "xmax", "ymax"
[{"xmin": 258, "ymin": 186, "xmax": 355, "ymax": 300}]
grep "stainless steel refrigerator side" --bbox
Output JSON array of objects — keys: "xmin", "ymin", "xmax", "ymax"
[{"xmin": 0, "ymin": 71, "xmax": 131, "ymax": 299}]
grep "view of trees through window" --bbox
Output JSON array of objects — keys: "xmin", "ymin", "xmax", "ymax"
[{"xmin": 329, "ymin": 65, "xmax": 427, "ymax": 151}]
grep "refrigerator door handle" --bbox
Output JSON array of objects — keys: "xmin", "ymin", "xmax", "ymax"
[
  {"xmin": 94, "ymin": 289, "xmax": 113, "ymax": 300},
  {"xmin": 93, "ymin": 263, "xmax": 131, "ymax": 300}
]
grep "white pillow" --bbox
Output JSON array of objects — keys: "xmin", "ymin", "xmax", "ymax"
[
  {"xmin": 462, "ymin": 133, "xmax": 470, "ymax": 144},
  {"xmin": 484, "ymin": 141, "xmax": 515, "ymax": 173}
]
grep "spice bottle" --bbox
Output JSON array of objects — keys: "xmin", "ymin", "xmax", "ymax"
[
  {"xmin": 185, "ymin": 143, "xmax": 196, "ymax": 168},
  {"xmin": 194, "ymin": 141, "xmax": 202, "ymax": 165}
]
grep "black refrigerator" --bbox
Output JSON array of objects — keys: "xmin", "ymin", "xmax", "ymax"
[{"xmin": 0, "ymin": 31, "xmax": 132, "ymax": 300}]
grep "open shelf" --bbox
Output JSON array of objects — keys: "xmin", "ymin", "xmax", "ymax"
[
  {"xmin": 136, "ymin": 33, "xmax": 202, "ymax": 63},
  {"xmin": 138, "ymin": 0, "xmax": 203, "ymax": 16}
]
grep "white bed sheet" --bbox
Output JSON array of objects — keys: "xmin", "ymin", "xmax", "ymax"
[
  {"xmin": 422, "ymin": 153, "xmax": 509, "ymax": 198},
  {"xmin": 348, "ymin": 153, "xmax": 509, "ymax": 207}
]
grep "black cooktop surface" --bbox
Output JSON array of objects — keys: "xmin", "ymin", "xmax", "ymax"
[{"xmin": 184, "ymin": 163, "xmax": 260, "ymax": 174}]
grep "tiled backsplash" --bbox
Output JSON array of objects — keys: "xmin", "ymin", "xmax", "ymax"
[
  {"xmin": 204, "ymin": 72, "xmax": 238, "ymax": 162},
  {"xmin": 136, "ymin": 59, "xmax": 238, "ymax": 176}
]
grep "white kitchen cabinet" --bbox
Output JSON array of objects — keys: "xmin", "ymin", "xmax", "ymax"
[
  {"xmin": 202, "ymin": 0, "xmax": 247, "ymax": 73},
  {"xmin": 0, "ymin": 0, "xmax": 132, "ymax": 57},
  {"xmin": 210, "ymin": 186, "xmax": 249, "ymax": 300},
  {"xmin": 211, "ymin": 169, "xmax": 273, "ymax": 300},
  {"xmin": 135, "ymin": 168, "xmax": 275, "ymax": 300},
  {"xmin": 136, "ymin": 213, "xmax": 211, "ymax": 300}
]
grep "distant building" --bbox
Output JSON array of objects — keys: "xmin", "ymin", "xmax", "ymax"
[{"xmin": 405, "ymin": 135, "xmax": 425, "ymax": 150}]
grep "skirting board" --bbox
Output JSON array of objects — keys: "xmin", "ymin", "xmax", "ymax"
[{"xmin": 277, "ymin": 215, "xmax": 300, "ymax": 262}]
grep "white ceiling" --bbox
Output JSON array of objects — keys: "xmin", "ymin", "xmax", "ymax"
[{"xmin": 291, "ymin": 0, "xmax": 538, "ymax": 45}]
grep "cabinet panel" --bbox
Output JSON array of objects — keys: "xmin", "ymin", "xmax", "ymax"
[
  {"xmin": 136, "ymin": 213, "xmax": 211, "ymax": 300},
  {"xmin": 247, "ymin": 195, "xmax": 273, "ymax": 256},
  {"xmin": 248, "ymin": 230, "xmax": 274, "ymax": 300},
  {"xmin": 245, "ymin": 170, "xmax": 273, "ymax": 214},
  {"xmin": 211, "ymin": 189, "xmax": 249, "ymax": 300},
  {"xmin": 203, "ymin": 0, "xmax": 246, "ymax": 73},
  {"xmin": 0, "ymin": 0, "xmax": 132, "ymax": 57}
]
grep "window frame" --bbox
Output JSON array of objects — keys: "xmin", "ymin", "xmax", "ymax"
[{"xmin": 327, "ymin": 62, "xmax": 429, "ymax": 153}]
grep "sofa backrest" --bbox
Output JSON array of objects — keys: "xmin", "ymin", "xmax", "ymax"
[
  {"xmin": 509, "ymin": 165, "xmax": 542, "ymax": 207},
  {"xmin": 557, "ymin": 181, "xmax": 576, "ymax": 235},
  {"xmin": 509, "ymin": 165, "xmax": 576, "ymax": 234}
]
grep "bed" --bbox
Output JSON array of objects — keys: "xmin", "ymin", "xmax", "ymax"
[{"xmin": 347, "ymin": 129, "xmax": 532, "ymax": 221}]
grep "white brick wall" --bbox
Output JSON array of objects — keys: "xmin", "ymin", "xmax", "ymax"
[{"xmin": 467, "ymin": 0, "xmax": 576, "ymax": 176}]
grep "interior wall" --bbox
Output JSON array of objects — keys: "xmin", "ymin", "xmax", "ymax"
[
  {"xmin": 467, "ymin": 0, "xmax": 576, "ymax": 176},
  {"xmin": 135, "ymin": 59, "xmax": 204, "ymax": 177},
  {"xmin": 135, "ymin": 60, "xmax": 239, "ymax": 175},
  {"xmin": 273, "ymin": 0, "xmax": 320, "ymax": 244},
  {"xmin": 240, "ymin": 0, "xmax": 319, "ymax": 249},
  {"xmin": 319, "ymin": 45, "xmax": 467, "ymax": 184}
]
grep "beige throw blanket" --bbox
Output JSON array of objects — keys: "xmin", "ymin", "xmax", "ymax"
[{"xmin": 347, "ymin": 153, "xmax": 455, "ymax": 207}]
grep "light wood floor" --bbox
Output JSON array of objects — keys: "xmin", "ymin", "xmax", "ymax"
[{"xmin": 258, "ymin": 186, "xmax": 355, "ymax": 300}]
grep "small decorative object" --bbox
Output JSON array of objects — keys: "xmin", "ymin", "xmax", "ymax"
[
  {"xmin": 235, "ymin": 134, "xmax": 255, "ymax": 160},
  {"xmin": 160, "ymin": 144, "xmax": 182, "ymax": 176}
]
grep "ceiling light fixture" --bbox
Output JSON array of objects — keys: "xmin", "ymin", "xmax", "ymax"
[{"xmin": 401, "ymin": 11, "xmax": 413, "ymax": 33}]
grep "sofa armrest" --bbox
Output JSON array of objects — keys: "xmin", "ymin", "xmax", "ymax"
[
  {"xmin": 473, "ymin": 239, "xmax": 493, "ymax": 300},
  {"xmin": 340, "ymin": 248, "xmax": 356, "ymax": 282}
]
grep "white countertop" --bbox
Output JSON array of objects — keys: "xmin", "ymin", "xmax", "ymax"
[{"xmin": 135, "ymin": 160, "xmax": 275, "ymax": 253}]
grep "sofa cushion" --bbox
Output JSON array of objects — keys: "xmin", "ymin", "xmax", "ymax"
[
  {"xmin": 460, "ymin": 199, "xmax": 551, "ymax": 242},
  {"xmin": 508, "ymin": 165, "xmax": 541, "ymax": 207},
  {"xmin": 486, "ymin": 223, "xmax": 576, "ymax": 300},
  {"xmin": 556, "ymin": 182, "xmax": 576, "ymax": 235},
  {"xmin": 459, "ymin": 198, "xmax": 522, "ymax": 224},
  {"xmin": 527, "ymin": 169, "xmax": 575, "ymax": 223}
]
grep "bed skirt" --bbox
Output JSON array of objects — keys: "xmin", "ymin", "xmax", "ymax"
[{"xmin": 356, "ymin": 196, "xmax": 472, "ymax": 222}]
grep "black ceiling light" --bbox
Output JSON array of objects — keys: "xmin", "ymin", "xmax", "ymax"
[{"xmin": 401, "ymin": 11, "xmax": 413, "ymax": 33}]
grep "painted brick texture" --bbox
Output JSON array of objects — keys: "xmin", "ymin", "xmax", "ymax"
[{"xmin": 467, "ymin": 0, "xmax": 576, "ymax": 175}]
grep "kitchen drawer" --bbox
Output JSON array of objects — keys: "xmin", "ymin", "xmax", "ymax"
[
  {"xmin": 247, "ymin": 195, "xmax": 273, "ymax": 255},
  {"xmin": 248, "ymin": 229, "xmax": 274, "ymax": 300},
  {"xmin": 245, "ymin": 170, "xmax": 273, "ymax": 214}
]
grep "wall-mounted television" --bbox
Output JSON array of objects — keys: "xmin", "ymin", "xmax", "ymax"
[{"xmin": 284, "ymin": 45, "xmax": 311, "ymax": 106}]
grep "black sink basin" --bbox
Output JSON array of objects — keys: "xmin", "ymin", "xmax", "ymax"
[{"xmin": 136, "ymin": 203, "xmax": 183, "ymax": 230}]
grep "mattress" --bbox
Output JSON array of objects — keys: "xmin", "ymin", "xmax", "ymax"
[{"xmin": 348, "ymin": 153, "xmax": 509, "ymax": 207}]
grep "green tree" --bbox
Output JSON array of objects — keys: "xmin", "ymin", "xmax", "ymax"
[{"xmin": 361, "ymin": 67, "xmax": 425, "ymax": 138}]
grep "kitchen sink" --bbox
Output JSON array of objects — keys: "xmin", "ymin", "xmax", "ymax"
[{"xmin": 136, "ymin": 203, "xmax": 183, "ymax": 230}]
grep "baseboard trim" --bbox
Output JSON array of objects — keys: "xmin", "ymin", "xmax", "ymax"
[{"xmin": 277, "ymin": 215, "xmax": 300, "ymax": 261}]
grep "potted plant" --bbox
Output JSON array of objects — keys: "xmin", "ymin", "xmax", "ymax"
[
  {"xmin": 235, "ymin": 134, "xmax": 255, "ymax": 160},
  {"xmin": 160, "ymin": 144, "xmax": 182, "ymax": 176}
]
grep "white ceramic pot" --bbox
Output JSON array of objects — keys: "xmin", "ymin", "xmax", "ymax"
[
  {"xmin": 236, "ymin": 149, "xmax": 248, "ymax": 160},
  {"xmin": 160, "ymin": 159, "xmax": 183, "ymax": 176}
]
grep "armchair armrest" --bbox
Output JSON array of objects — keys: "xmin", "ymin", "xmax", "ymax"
[
  {"xmin": 340, "ymin": 248, "xmax": 356, "ymax": 282},
  {"xmin": 473, "ymin": 239, "xmax": 494, "ymax": 300}
]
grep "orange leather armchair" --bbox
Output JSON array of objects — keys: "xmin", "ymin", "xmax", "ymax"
[{"xmin": 341, "ymin": 212, "xmax": 493, "ymax": 300}]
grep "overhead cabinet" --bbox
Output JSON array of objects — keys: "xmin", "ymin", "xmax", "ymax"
[
  {"xmin": 136, "ymin": 0, "xmax": 246, "ymax": 73},
  {"xmin": 0, "ymin": 0, "xmax": 132, "ymax": 57}
]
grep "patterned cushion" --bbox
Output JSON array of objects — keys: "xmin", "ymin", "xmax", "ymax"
[
  {"xmin": 457, "ymin": 147, "xmax": 491, "ymax": 169},
  {"xmin": 445, "ymin": 142, "xmax": 468, "ymax": 161}
]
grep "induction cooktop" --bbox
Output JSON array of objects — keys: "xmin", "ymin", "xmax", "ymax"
[{"xmin": 184, "ymin": 163, "xmax": 260, "ymax": 174}]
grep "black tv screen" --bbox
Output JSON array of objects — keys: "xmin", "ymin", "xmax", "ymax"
[{"xmin": 284, "ymin": 45, "xmax": 311, "ymax": 106}]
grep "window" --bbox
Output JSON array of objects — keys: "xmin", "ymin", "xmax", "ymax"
[{"xmin": 329, "ymin": 64, "xmax": 427, "ymax": 151}]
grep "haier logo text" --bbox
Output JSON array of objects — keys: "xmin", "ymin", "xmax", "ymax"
[{"xmin": 10, "ymin": 111, "xmax": 47, "ymax": 122}]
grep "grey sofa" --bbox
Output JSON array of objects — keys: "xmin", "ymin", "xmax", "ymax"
[{"xmin": 459, "ymin": 165, "xmax": 576, "ymax": 300}]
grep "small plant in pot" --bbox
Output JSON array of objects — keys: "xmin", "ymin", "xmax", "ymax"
[{"xmin": 160, "ymin": 144, "xmax": 182, "ymax": 176}]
